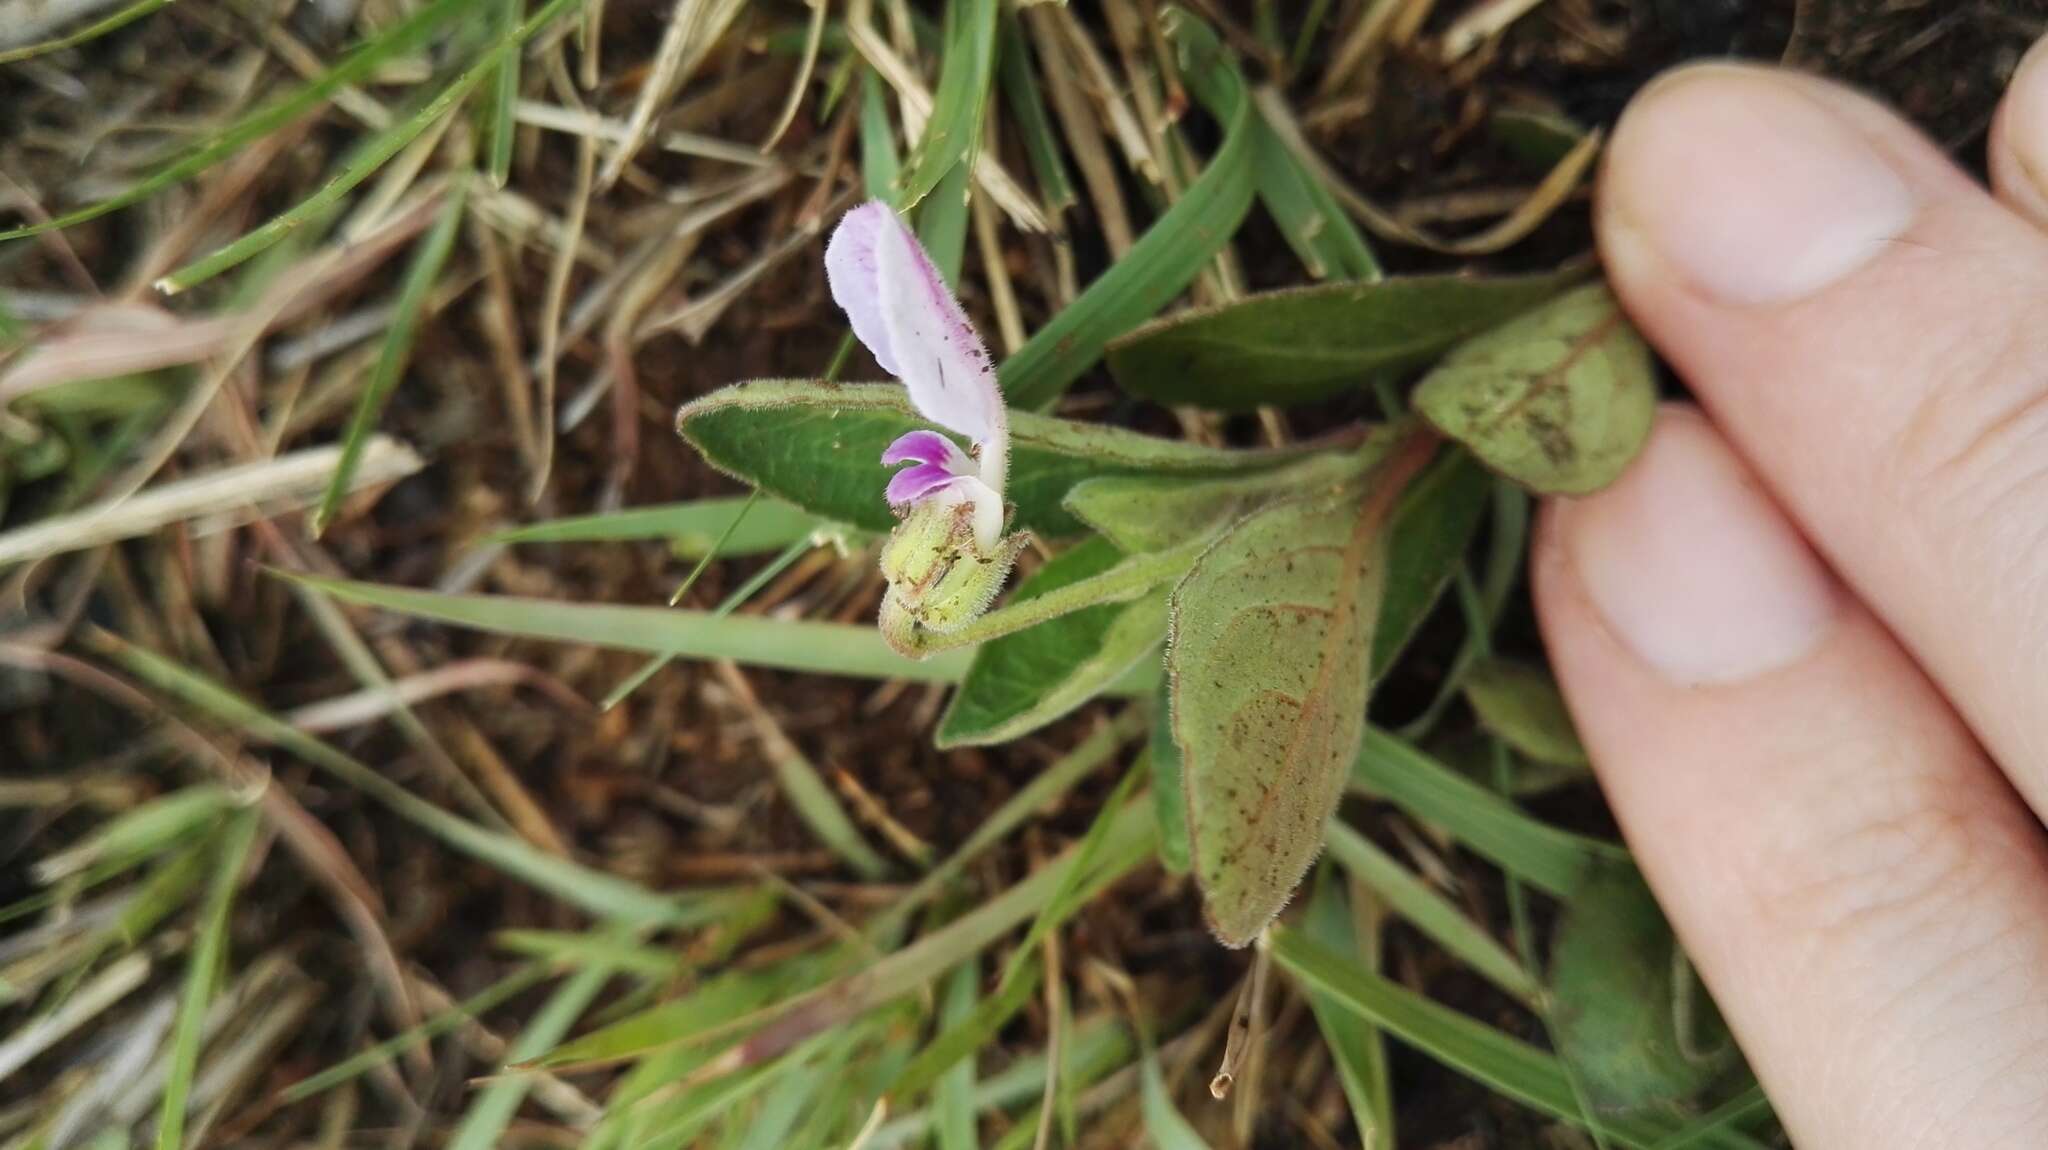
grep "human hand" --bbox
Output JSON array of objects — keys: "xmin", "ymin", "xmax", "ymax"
[{"xmin": 1535, "ymin": 48, "xmax": 2048, "ymax": 1149}]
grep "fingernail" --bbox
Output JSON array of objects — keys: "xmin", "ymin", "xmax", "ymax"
[
  {"xmin": 1602, "ymin": 65, "xmax": 1917, "ymax": 304},
  {"xmin": 1995, "ymin": 36, "xmax": 2048, "ymax": 218},
  {"xmin": 1560, "ymin": 410, "xmax": 1840, "ymax": 685}
]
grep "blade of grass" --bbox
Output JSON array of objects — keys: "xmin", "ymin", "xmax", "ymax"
[
  {"xmin": 484, "ymin": 0, "xmax": 524, "ymax": 186},
  {"xmin": 495, "ymin": 929, "xmax": 687, "ymax": 978},
  {"xmin": 1652, "ymin": 1084, "xmax": 1774, "ymax": 1150},
  {"xmin": 154, "ymin": 808, "xmax": 258, "ymax": 1150},
  {"xmin": 0, "ymin": 0, "xmax": 472, "ymax": 241},
  {"xmin": 869, "ymin": 1017, "xmax": 1133, "ymax": 1149},
  {"xmin": 485, "ymin": 495, "xmax": 819, "ymax": 554},
  {"xmin": 997, "ymin": 66, "xmax": 1257, "ymax": 410},
  {"xmin": 1300, "ymin": 869, "xmax": 1394, "ymax": 1149},
  {"xmin": 1002, "ymin": 761, "xmax": 1144, "ymax": 986},
  {"xmin": 884, "ymin": 761, "xmax": 1155, "ymax": 1121},
  {"xmin": 283, "ymin": 962, "xmax": 553, "ymax": 1102},
  {"xmin": 714, "ymin": 661, "xmax": 892, "ymax": 879},
  {"xmin": 1169, "ymin": 6, "xmax": 1378, "ymax": 282},
  {"xmin": 98, "ymin": 632, "xmax": 700, "ymax": 927},
  {"xmin": 915, "ymin": 161, "xmax": 973, "ymax": 285},
  {"xmin": 1270, "ymin": 927, "xmax": 1768, "ymax": 1150},
  {"xmin": 31, "ymin": 785, "xmax": 231, "ymax": 884},
  {"xmin": 154, "ymin": 0, "xmax": 583, "ymax": 293},
  {"xmin": 1139, "ymin": 1041, "xmax": 1212, "ymax": 1150},
  {"xmin": 932, "ymin": 961, "xmax": 980, "ymax": 1150},
  {"xmin": 0, "ymin": 0, "xmax": 171, "ymax": 64},
  {"xmin": 606, "ymin": 531, "xmax": 819, "ymax": 708},
  {"xmin": 544, "ymin": 803, "xmax": 1156, "ymax": 1073},
  {"xmin": 895, "ymin": 0, "xmax": 998, "ymax": 208},
  {"xmin": 602, "ymin": 488, "xmax": 768, "ymax": 706},
  {"xmin": 1351, "ymin": 728, "xmax": 1625, "ymax": 898},
  {"xmin": 280, "ymin": 573, "xmax": 978, "ymax": 684},
  {"xmin": 872, "ymin": 708, "xmax": 1145, "ymax": 938},
  {"xmin": 445, "ymin": 959, "xmax": 616, "ymax": 1150},
  {"xmin": 996, "ymin": 10, "xmax": 1073, "ymax": 215},
  {"xmin": 861, "ymin": 69, "xmax": 902, "ymax": 202},
  {"xmin": 1322, "ymin": 821, "xmax": 1534, "ymax": 1004}
]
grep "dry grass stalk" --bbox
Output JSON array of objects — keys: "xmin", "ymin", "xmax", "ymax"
[{"xmin": 0, "ymin": 436, "xmax": 424, "ymax": 567}]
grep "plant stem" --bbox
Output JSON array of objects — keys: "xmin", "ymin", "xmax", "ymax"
[{"xmin": 901, "ymin": 535, "xmax": 1209, "ymax": 657}]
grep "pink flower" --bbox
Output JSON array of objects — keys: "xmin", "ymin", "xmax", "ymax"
[{"xmin": 826, "ymin": 201, "xmax": 1009, "ymax": 552}]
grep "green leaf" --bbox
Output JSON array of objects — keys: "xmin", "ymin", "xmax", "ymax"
[
  {"xmin": 1372, "ymin": 448, "xmax": 1490, "ymax": 677},
  {"xmin": 1169, "ymin": 437, "xmax": 1429, "ymax": 945},
  {"xmin": 1062, "ymin": 446, "xmax": 1374, "ymax": 554},
  {"xmin": 675, "ymin": 379, "xmax": 1314, "ymax": 537},
  {"xmin": 1106, "ymin": 273, "xmax": 1578, "ymax": 412},
  {"xmin": 937, "ymin": 537, "xmax": 1169, "ymax": 747},
  {"xmin": 1350, "ymin": 728, "xmax": 1627, "ymax": 898},
  {"xmin": 1414, "ymin": 283, "xmax": 1656, "ymax": 495},
  {"xmin": 1550, "ymin": 867, "xmax": 1739, "ymax": 1115},
  {"xmin": 1149, "ymin": 678, "xmax": 1191, "ymax": 875},
  {"xmin": 1492, "ymin": 104, "xmax": 1590, "ymax": 169},
  {"xmin": 998, "ymin": 74, "xmax": 1257, "ymax": 410},
  {"xmin": 1462, "ymin": 657, "xmax": 1588, "ymax": 767},
  {"xmin": 313, "ymin": 175, "xmax": 468, "ymax": 536},
  {"xmin": 487, "ymin": 495, "xmax": 821, "ymax": 557},
  {"xmin": 1270, "ymin": 926, "xmax": 1769, "ymax": 1150},
  {"xmin": 897, "ymin": 0, "xmax": 998, "ymax": 208}
]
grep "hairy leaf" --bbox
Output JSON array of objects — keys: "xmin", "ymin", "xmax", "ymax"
[
  {"xmin": 1463, "ymin": 657, "xmax": 1588, "ymax": 767},
  {"xmin": 1063, "ymin": 447, "xmax": 1374, "ymax": 554},
  {"xmin": 675, "ymin": 380, "xmax": 1318, "ymax": 536},
  {"xmin": 937, "ymin": 537, "xmax": 1171, "ymax": 747},
  {"xmin": 1414, "ymin": 283, "xmax": 1655, "ymax": 494},
  {"xmin": 1550, "ymin": 866, "xmax": 1739, "ymax": 1114},
  {"xmin": 1149, "ymin": 677, "xmax": 1191, "ymax": 874},
  {"xmin": 1170, "ymin": 436, "xmax": 1434, "ymax": 945},
  {"xmin": 1107, "ymin": 273, "xmax": 1577, "ymax": 412}
]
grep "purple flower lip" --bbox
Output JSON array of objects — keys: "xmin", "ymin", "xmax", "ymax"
[
  {"xmin": 881, "ymin": 429, "xmax": 970, "ymax": 471},
  {"xmin": 885, "ymin": 461, "xmax": 961, "ymax": 507}
]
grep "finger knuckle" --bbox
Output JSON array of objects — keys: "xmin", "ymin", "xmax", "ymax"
[
  {"xmin": 1740, "ymin": 741, "xmax": 1987, "ymax": 948},
  {"xmin": 1882, "ymin": 286, "xmax": 2048, "ymax": 562}
]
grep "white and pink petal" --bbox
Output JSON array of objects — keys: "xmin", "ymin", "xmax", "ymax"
[
  {"xmin": 872, "ymin": 207, "xmax": 1003, "ymax": 445},
  {"xmin": 823, "ymin": 202, "xmax": 902, "ymax": 378}
]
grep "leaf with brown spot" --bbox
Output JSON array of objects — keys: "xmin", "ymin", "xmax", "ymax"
[
  {"xmin": 1413, "ymin": 283, "xmax": 1655, "ymax": 495},
  {"xmin": 1168, "ymin": 433, "xmax": 1435, "ymax": 946}
]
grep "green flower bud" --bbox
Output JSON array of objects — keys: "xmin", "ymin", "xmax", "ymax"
[{"xmin": 877, "ymin": 498, "xmax": 1026, "ymax": 657}]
